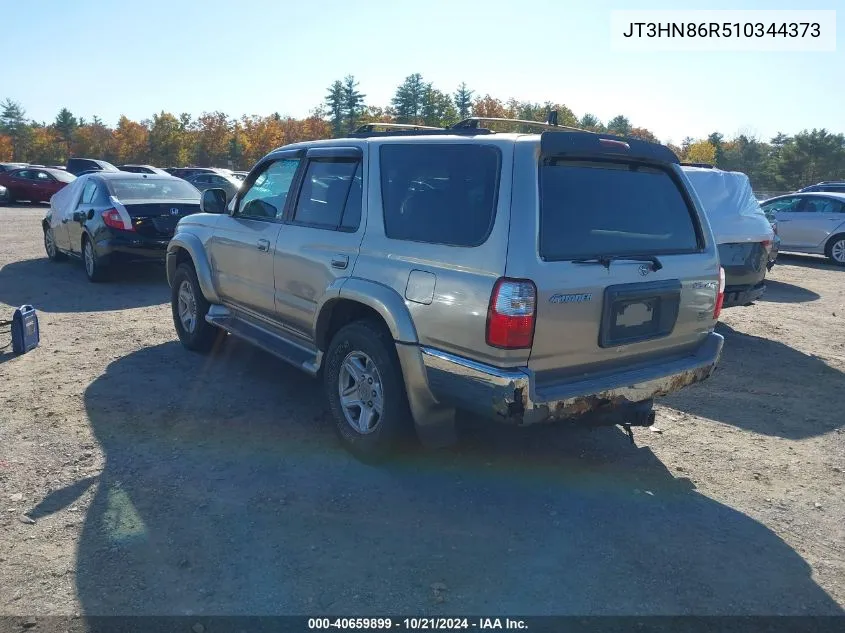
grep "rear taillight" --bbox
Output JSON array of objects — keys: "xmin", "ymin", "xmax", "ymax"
[
  {"xmin": 713, "ymin": 267, "xmax": 726, "ymax": 320},
  {"xmin": 486, "ymin": 278, "xmax": 536, "ymax": 349},
  {"xmin": 761, "ymin": 239, "xmax": 772, "ymax": 251},
  {"xmin": 102, "ymin": 208, "xmax": 133, "ymax": 231}
]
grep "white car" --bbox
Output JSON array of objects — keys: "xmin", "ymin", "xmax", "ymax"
[{"xmin": 760, "ymin": 192, "xmax": 845, "ymax": 265}]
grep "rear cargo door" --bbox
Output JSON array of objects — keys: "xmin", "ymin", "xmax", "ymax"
[{"xmin": 509, "ymin": 138, "xmax": 720, "ymax": 378}]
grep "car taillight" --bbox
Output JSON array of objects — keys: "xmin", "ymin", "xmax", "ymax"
[
  {"xmin": 486, "ymin": 278, "xmax": 536, "ymax": 349},
  {"xmin": 102, "ymin": 208, "xmax": 133, "ymax": 231},
  {"xmin": 761, "ymin": 239, "xmax": 772, "ymax": 250},
  {"xmin": 714, "ymin": 267, "xmax": 726, "ymax": 320}
]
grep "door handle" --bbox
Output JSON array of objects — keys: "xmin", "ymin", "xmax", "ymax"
[
  {"xmin": 257, "ymin": 239, "xmax": 270, "ymax": 252},
  {"xmin": 330, "ymin": 254, "xmax": 349, "ymax": 270}
]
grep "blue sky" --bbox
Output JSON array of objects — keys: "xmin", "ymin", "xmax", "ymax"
[{"xmin": 0, "ymin": 0, "xmax": 841, "ymax": 143}]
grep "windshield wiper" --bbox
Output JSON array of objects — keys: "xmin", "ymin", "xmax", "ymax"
[{"xmin": 572, "ymin": 255, "xmax": 663, "ymax": 272}]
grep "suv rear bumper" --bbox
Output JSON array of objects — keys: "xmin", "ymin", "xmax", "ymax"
[{"xmin": 419, "ymin": 332, "xmax": 723, "ymax": 426}]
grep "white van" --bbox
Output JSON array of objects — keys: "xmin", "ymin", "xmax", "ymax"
[{"xmin": 682, "ymin": 165, "xmax": 775, "ymax": 307}]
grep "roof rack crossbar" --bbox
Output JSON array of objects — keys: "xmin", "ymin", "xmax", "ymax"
[
  {"xmin": 450, "ymin": 117, "xmax": 588, "ymax": 133},
  {"xmin": 352, "ymin": 122, "xmax": 445, "ymax": 133}
]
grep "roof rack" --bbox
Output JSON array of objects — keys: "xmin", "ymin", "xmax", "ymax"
[
  {"xmin": 352, "ymin": 122, "xmax": 444, "ymax": 133},
  {"xmin": 680, "ymin": 162, "xmax": 715, "ymax": 168},
  {"xmin": 450, "ymin": 116, "xmax": 587, "ymax": 133}
]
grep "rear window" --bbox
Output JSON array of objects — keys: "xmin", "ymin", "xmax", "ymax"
[
  {"xmin": 108, "ymin": 178, "xmax": 200, "ymax": 201},
  {"xmin": 380, "ymin": 144, "xmax": 500, "ymax": 247},
  {"xmin": 539, "ymin": 160, "xmax": 701, "ymax": 261},
  {"xmin": 51, "ymin": 170, "xmax": 76, "ymax": 183}
]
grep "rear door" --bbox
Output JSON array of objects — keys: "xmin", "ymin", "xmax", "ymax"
[
  {"xmin": 507, "ymin": 136, "xmax": 718, "ymax": 379},
  {"xmin": 803, "ymin": 197, "xmax": 845, "ymax": 248},
  {"xmin": 776, "ymin": 196, "xmax": 839, "ymax": 248},
  {"xmin": 272, "ymin": 147, "xmax": 364, "ymax": 339},
  {"xmin": 8, "ymin": 169, "xmax": 36, "ymax": 200},
  {"xmin": 762, "ymin": 196, "xmax": 801, "ymax": 247},
  {"xmin": 67, "ymin": 179, "xmax": 101, "ymax": 253}
]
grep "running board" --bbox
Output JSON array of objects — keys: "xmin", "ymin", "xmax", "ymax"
[{"xmin": 206, "ymin": 306, "xmax": 322, "ymax": 376}]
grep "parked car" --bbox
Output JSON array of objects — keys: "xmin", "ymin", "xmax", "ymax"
[
  {"xmin": 760, "ymin": 192, "xmax": 845, "ymax": 265},
  {"xmin": 0, "ymin": 162, "xmax": 28, "ymax": 173},
  {"xmin": 66, "ymin": 158, "xmax": 119, "ymax": 176},
  {"xmin": 798, "ymin": 181, "xmax": 845, "ymax": 194},
  {"xmin": 44, "ymin": 172, "xmax": 201, "ymax": 281},
  {"xmin": 681, "ymin": 166, "xmax": 774, "ymax": 307},
  {"xmin": 0, "ymin": 167, "xmax": 76, "ymax": 204},
  {"xmin": 184, "ymin": 171, "xmax": 241, "ymax": 203},
  {"xmin": 120, "ymin": 164, "xmax": 170, "ymax": 175},
  {"xmin": 166, "ymin": 124, "xmax": 725, "ymax": 458},
  {"xmin": 168, "ymin": 167, "xmax": 219, "ymax": 180}
]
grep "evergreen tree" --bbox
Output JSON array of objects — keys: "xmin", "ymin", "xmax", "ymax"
[
  {"xmin": 392, "ymin": 73, "xmax": 426, "ymax": 123},
  {"xmin": 454, "ymin": 82, "xmax": 473, "ymax": 119},
  {"xmin": 342, "ymin": 75, "xmax": 365, "ymax": 133},
  {"xmin": 325, "ymin": 80, "xmax": 345, "ymax": 136}
]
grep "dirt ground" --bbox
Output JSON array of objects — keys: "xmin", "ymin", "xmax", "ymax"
[{"xmin": 0, "ymin": 205, "xmax": 843, "ymax": 616}]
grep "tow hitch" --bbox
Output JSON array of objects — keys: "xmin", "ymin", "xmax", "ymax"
[{"xmin": 620, "ymin": 400, "xmax": 656, "ymax": 445}]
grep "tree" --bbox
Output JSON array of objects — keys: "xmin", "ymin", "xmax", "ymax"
[
  {"xmin": 391, "ymin": 73, "xmax": 426, "ymax": 123},
  {"xmin": 685, "ymin": 140, "xmax": 717, "ymax": 164},
  {"xmin": 421, "ymin": 85, "xmax": 457, "ymax": 127},
  {"xmin": 30, "ymin": 125, "xmax": 64, "ymax": 164},
  {"xmin": 707, "ymin": 131, "xmax": 724, "ymax": 164},
  {"xmin": 606, "ymin": 115, "xmax": 631, "ymax": 136},
  {"xmin": 54, "ymin": 108, "xmax": 78, "ymax": 156},
  {"xmin": 148, "ymin": 111, "xmax": 188, "ymax": 166},
  {"xmin": 71, "ymin": 118, "xmax": 113, "ymax": 160},
  {"xmin": 325, "ymin": 80, "xmax": 345, "ymax": 136},
  {"xmin": 628, "ymin": 127, "xmax": 658, "ymax": 143},
  {"xmin": 0, "ymin": 99, "xmax": 30, "ymax": 160},
  {"xmin": 194, "ymin": 111, "xmax": 231, "ymax": 167},
  {"xmin": 0, "ymin": 134, "xmax": 12, "ymax": 160},
  {"xmin": 112, "ymin": 116, "xmax": 149, "ymax": 164},
  {"xmin": 454, "ymin": 83, "xmax": 473, "ymax": 119},
  {"xmin": 342, "ymin": 75, "xmax": 365, "ymax": 132},
  {"xmin": 579, "ymin": 113, "xmax": 602, "ymax": 131}
]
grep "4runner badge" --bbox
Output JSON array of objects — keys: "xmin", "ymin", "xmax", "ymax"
[{"xmin": 549, "ymin": 293, "xmax": 593, "ymax": 304}]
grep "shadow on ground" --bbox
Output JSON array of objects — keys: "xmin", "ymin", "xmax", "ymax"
[
  {"xmin": 775, "ymin": 253, "xmax": 844, "ymax": 271},
  {"xmin": 665, "ymin": 323, "xmax": 843, "ymax": 439},
  {"xmin": 69, "ymin": 338, "xmax": 842, "ymax": 615},
  {"xmin": 759, "ymin": 279, "xmax": 820, "ymax": 304},
  {"xmin": 0, "ymin": 258, "xmax": 168, "ymax": 312}
]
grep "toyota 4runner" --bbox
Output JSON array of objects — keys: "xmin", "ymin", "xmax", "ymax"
[{"xmin": 166, "ymin": 119, "xmax": 725, "ymax": 458}]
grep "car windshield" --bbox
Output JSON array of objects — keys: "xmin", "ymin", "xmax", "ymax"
[
  {"xmin": 51, "ymin": 170, "xmax": 76, "ymax": 183},
  {"xmin": 109, "ymin": 178, "xmax": 200, "ymax": 200},
  {"xmin": 540, "ymin": 160, "xmax": 700, "ymax": 260}
]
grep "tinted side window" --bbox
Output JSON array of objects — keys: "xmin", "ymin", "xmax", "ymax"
[
  {"xmin": 80, "ymin": 181, "xmax": 98, "ymax": 205},
  {"xmin": 380, "ymin": 144, "xmax": 500, "ymax": 247},
  {"xmin": 539, "ymin": 160, "xmax": 700, "ymax": 261},
  {"xmin": 293, "ymin": 160, "xmax": 358, "ymax": 229},
  {"xmin": 762, "ymin": 197, "xmax": 799, "ymax": 213},
  {"xmin": 238, "ymin": 158, "xmax": 301, "ymax": 220}
]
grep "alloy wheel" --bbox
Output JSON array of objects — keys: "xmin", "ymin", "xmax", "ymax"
[{"xmin": 337, "ymin": 351, "xmax": 384, "ymax": 435}]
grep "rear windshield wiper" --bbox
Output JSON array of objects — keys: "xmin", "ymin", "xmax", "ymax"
[{"xmin": 572, "ymin": 255, "xmax": 663, "ymax": 272}]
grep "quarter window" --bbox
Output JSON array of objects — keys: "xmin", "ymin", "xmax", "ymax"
[{"xmin": 379, "ymin": 144, "xmax": 500, "ymax": 247}]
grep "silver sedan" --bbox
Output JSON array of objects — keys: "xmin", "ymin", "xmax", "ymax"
[{"xmin": 760, "ymin": 192, "xmax": 845, "ymax": 265}]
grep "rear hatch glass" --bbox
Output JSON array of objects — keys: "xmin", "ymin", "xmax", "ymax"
[{"xmin": 540, "ymin": 160, "xmax": 701, "ymax": 260}]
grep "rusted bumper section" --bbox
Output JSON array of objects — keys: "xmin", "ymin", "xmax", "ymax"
[{"xmin": 420, "ymin": 332, "xmax": 724, "ymax": 426}]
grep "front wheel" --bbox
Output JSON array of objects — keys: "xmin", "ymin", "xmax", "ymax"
[
  {"xmin": 825, "ymin": 234, "xmax": 845, "ymax": 266},
  {"xmin": 324, "ymin": 320, "xmax": 413, "ymax": 461},
  {"xmin": 171, "ymin": 263, "xmax": 224, "ymax": 352}
]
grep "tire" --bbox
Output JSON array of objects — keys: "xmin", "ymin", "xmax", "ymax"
[
  {"xmin": 824, "ymin": 233, "xmax": 845, "ymax": 266},
  {"xmin": 82, "ymin": 235, "xmax": 109, "ymax": 282},
  {"xmin": 3, "ymin": 189, "xmax": 15, "ymax": 205},
  {"xmin": 44, "ymin": 225, "xmax": 67, "ymax": 261},
  {"xmin": 171, "ymin": 262, "xmax": 224, "ymax": 352},
  {"xmin": 324, "ymin": 320, "xmax": 413, "ymax": 461}
]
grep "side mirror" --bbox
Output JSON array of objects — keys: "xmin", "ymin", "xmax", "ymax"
[{"xmin": 200, "ymin": 188, "xmax": 227, "ymax": 214}]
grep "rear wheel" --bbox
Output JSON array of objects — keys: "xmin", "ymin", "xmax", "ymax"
[
  {"xmin": 324, "ymin": 320, "xmax": 413, "ymax": 461},
  {"xmin": 44, "ymin": 226, "xmax": 67, "ymax": 261},
  {"xmin": 2, "ymin": 189, "xmax": 14, "ymax": 205},
  {"xmin": 171, "ymin": 262, "xmax": 224, "ymax": 352},
  {"xmin": 82, "ymin": 236, "xmax": 109, "ymax": 282},
  {"xmin": 825, "ymin": 234, "xmax": 845, "ymax": 266}
]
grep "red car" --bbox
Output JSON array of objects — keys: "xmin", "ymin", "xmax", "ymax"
[{"xmin": 0, "ymin": 167, "xmax": 76, "ymax": 204}]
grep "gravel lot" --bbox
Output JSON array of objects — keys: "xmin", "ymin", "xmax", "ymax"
[{"xmin": 1, "ymin": 205, "xmax": 843, "ymax": 616}]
